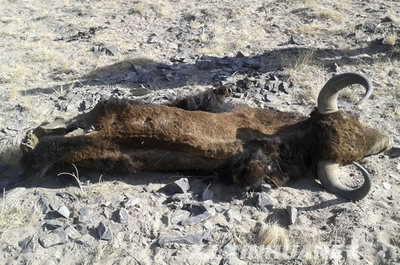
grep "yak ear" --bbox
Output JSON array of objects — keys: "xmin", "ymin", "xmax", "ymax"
[{"xmin": 317, "ymin": 160, "xmax": 371, "ymax": 201}]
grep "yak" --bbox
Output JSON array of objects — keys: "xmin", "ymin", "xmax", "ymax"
[{"xmin": 20, "ymin": 72, "xmax": 393, "ymax": 200}]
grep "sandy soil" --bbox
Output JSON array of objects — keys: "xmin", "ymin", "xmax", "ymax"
[{"xmin": 0, "ymin": 0, "xmax": 399, "ymax": 264}]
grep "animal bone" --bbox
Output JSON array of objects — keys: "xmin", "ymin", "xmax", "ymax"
[{"xmin": 21, "ymin": 73, "xmax": 393, "ymax": 200}]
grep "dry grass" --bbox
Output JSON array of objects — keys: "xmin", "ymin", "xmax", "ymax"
[
  {"xmin": 279, "ymin": 48, "xmax": 326, "ymax": 104},
  {"xmin": 383, "ymin": 32, "xmax": 397, "ymax": 45},
  {"xmin": 0, "ymin": 190, "xmax": 37, "ymax": 239},
  {"xmin": 256, "ymin": 222, "xmax": 290, "ymax": 252}
]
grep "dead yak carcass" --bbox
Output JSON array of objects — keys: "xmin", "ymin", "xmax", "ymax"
[{"xmin": 21, "ymin": 72, "xmax": 393, "ymax": 200}]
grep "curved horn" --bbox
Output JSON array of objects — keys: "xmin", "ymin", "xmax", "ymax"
[
  {"xmin": 317, "ymin": 160, "xmax": 372, "ymax": 201},
  {"xmin": 317, "ymin": 72, "xmax": 373, "ymax": 114}
]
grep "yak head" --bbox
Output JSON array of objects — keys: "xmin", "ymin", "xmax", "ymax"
[{"xmin": 234, "ymin": 73, "xmax": 393, "ymax": 201}]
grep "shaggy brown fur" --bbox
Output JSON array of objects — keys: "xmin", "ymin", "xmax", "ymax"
[{"xmin": 21, "ymin": 87, "xmax": 390, "ymax": 191}]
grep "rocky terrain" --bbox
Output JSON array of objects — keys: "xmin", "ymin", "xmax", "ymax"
[{"xmin": 0, "ymin": 0, "xmax": 399, "ymax": 264}]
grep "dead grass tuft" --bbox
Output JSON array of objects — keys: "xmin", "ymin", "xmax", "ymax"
[
  {"xmin": 0, "ymin": 190, "xmax": 37, "ymax": 239},
  {"xmin": 383, "ymin": 32, "xmax": 397, "ymax": 45},
  {"xmin": 256, "ymin": 222, "xmax": 290, "ymax": 252}
]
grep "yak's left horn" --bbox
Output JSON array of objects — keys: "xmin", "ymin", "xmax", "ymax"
[
  {"xmin": 317, "ymin": 72, "xmax": 373, "ymax": 114},
  {"xmin": 317, "ymin": 160, "xmax": 371, "ymax": 200}
]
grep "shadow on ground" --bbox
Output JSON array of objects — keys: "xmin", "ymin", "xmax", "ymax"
[{"xmin": 23, "ymin": 43, "xmax": 399, "ymax": 96}]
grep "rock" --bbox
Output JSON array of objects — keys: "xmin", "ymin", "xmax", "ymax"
[
  {"xmin": 288, "ymin": 35, "xmax": 305, "ymax": 45},
  {"xmin": 92, "ymin": 44, "xmax": 119, "ymax": 56},
  {"xmin": 261, "ymin": 183, "xmax": 272, "ymax": 192},
  {"xmin": 123, "ymin": 197, "xmax": 142, "ymax": 207},
  {"xmin": 158, "ymin": 232, "xmax": 209, "ymax": 246},
  {"xmin": 278, "ymin": 82, "xmax": 289, "ymax": 94},
  {"xmin": 118, "ymin": 208, "xmax": 129, "ymax": 223},
  {"xmin": 18, "ymin": 235, "xmax": 36, "ymax": 253},
  {"xmin": 163, "ymin": 178, "xmax": 190, "ymax": 194},
  {"xmin": 38, "ymin": 195, "xmax": 50, "ymax": 214},
  {"xmin": 5, "ymin": 187, "xmax": 26, "ymax": 198},
  {"xmin": 202, "ymin": 187, "xmax": 214, "ymax": 201},
  {"xmin": 256, "ymin": 192, "xmax": 274, "ymax": 212},
  {"xmin": 182, "ymin": 208, "xmax": 215, "ymax": 226},
  {"xmin": 65, "ymin": 225, "xmax": 81, "ymax": 240},
  {"xmin": 170, "ymin": 210, "xmax": 191, "ymax": 225},
  {"xmin": 286, "ymin": 206, "xmax": 298, "ymax": 225},
  {"xmin": 39, "ymin": 228, "xmax": 68, "ymax": 248},
  {"xmin": 383, "ymin": 182, "xmax": 392, "ymax": 190},
  {"xmin": 331, "ymin": 63, "xmax": 340, "ymax": 73},
  {"xmin": 385, "ymin": 146, "xmax": 400, "ymax": 158},
  {"xmin": 222, "ymin": 239, "xmax": 237, "ymax": 255},
  {"xmin": 44, "ymin": 220, "xmax": 64, "ymax": 230},
  {"xmin": 57, "ymin": 205, "xmax": 70, "ymax": 218},
  {"xmin": 98, "ymin": 222, "xmax": 113, "ymax": 241},
  {"xmin": 236, "ymin": 51, "xmax": 246, "ymax": 57},
  {"xmin": 224, "ymin": 209, "xmax": 242, "ymax": 224},
  {"xmin": 221, "ymin": 254, "xmax": 246, "ymax": 265},
  {"xmin": 264, "ymin": 94, "xmax": 275, "ymax": 102},
  {"xmin": 78, "ymin": 207, "xmax": 91, "ymax": 223}
]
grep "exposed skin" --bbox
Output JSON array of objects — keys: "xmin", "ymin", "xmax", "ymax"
[{"xmin": 21, "ymin": 73, "xmax": 393, "ymax": 200}]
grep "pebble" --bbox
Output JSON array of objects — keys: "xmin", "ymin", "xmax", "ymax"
[
  {"xmin": 57, "ymin": 205, "xmax": 70, "ymax": 218},
  {"xmin": 158, "ymin": 232, "xmax": 209, "ymax": 246},
  {"xmin": 5, "ymin": 187, "xmax": 26, "ymax": 199},
  {"xmin": 124, "ymin": 197, "xmax": 142, "ymax": 208},
  {"xmin": 118, "ymin": 208, "xmax": 129, "ymax": 223},
  {"xmin": 65, "ymin": 225, "xmax": 81, "ymax": 240},
  {"xmin": 18, "ymin": 235, "xmax": 36, "ymax": 253},
  {"xmin": 286, "ymin": 206, "xmax": 298, "ymax": 225},
  {"xmin": 163, "ymin": 178, "xmax": 190, "ymax": 194},
  {"xmin": 256, "ymin": 192, "xmax": 274, "ymax": 212},
  {"xmin": 39, "ymin": 228, "xmax": 68, "ymax": 248},
  {"xmin": 181, "ymin": 209, "xmax": 215, "ymax": 226},
  {"xmin": 221, "ymin": 254, "xmax": 246, "ymax": 265},
  {"xmin": 38, "ymin": 195, "xmax": 50, "ymax": 214},
  {"xmin": 44, "ymin": 220, "xmax": 64, "ymax": 230},
  {"xmin": 98, "ymin": 222, "xmax": 113, "ymax": 241},
  {"xmin": 224, "ymin": 209, "xmax": 242, "ymax": 224},
  {"xmin": 382, "ymin": 182, "xmax": 392, "ymax": 189},
  {"xmin": 78, "ymin": 207, "xmax": 91, "ymax": 223},
  {"xmin": 222, "ymin": 239, "xmax": 237, "ymax": 255},
  {"xmin": 202, "ymin": 187, "xmax": 214, "ymax": 201},
  {"xmin": 170, "ymin": 210, "xmax": 191, "ymax": 225}
]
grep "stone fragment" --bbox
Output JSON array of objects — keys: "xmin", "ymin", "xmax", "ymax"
[
  {"xmin": 383, "ymin": 182, "xmax": 392, "ymax": 189},
  {"xmin": 385, "ymin": 147, "xmax": 400, "ymax": 158},
  {"xmin": 98, "ymin": 222, "xmax": 113, "ymax": 241},
  {"xmin": 118, "ymin": 208, "xmax": 129, "ymax": 223},
  {"xmin": 264, "ymin": 94, "xmax": 275, "ymax": 102},
  {"xmin": 65, "ymin": 225, "xmax": 81, "ymax": 240},
  {"xmin": 182, "ymin": 209, "xmax": 215, "ymax": 226},
  {"xmin": 38, "ymin": 195, "xmax": 50, "ymax": 214},
  {"xmin": 44, "ymin": 220, "xmax": 64, "ymax": 230},
  {"xmin": 158, "ymin": 232, "xmax": 209, "ymax": 246},
  {"xmin": 18, "ymin": 235, "xmax": 36, "ymax": 253},
  {"xmin": 256, "ymin": 192, "xmax": 274, "ymax": 212},
  {"xmin": 170, "ymin": 210, "xmax": 191, "ymax": 225},
  {"xmin": 288, "ymin": 35, "xmax": 305, "ymax": 45},
  {"xmin": 202, "ymin": 187, "xmax": 214, "ymax": 201},
  {"xmin": 286, "ymin": 206, "xmax": 298, "ymax": 225},
  {"xmin": 78, "ymin": 207, "xmax": 91, "ymax": 223},
  {"xmin": 221, "ymin": 254, "xmax": 246, "ymax": 265},
  {"xmin": 57, "ymin": 205, "xmax": 70, "ymax": 218},
  {"xmin": 5, "ymin": 187, "xmax": 26, "ymax": 198},
  {"xmin": 222, "ymin": 239, "xmax": 237, "ymax": 255},
  {"xmin": 39, "ymin": 228, "xmax": 68, "ymax": 248},
  {"xmin": 224, "ymin": 209, "xmax": 242, "ymax": 224},
  {"xmin": 163, "ymin": 178, "xmax": 190, "ymax": 194}
]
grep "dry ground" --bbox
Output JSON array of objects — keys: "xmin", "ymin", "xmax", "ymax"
[{"xmin": 0, "ymin": 0, "xmax": 399, "ymax": 264}]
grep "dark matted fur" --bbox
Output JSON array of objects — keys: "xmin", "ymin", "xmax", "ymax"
[{"xmin": 21, "ymin": 87, "xmax": 387, "ymax": 189}]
